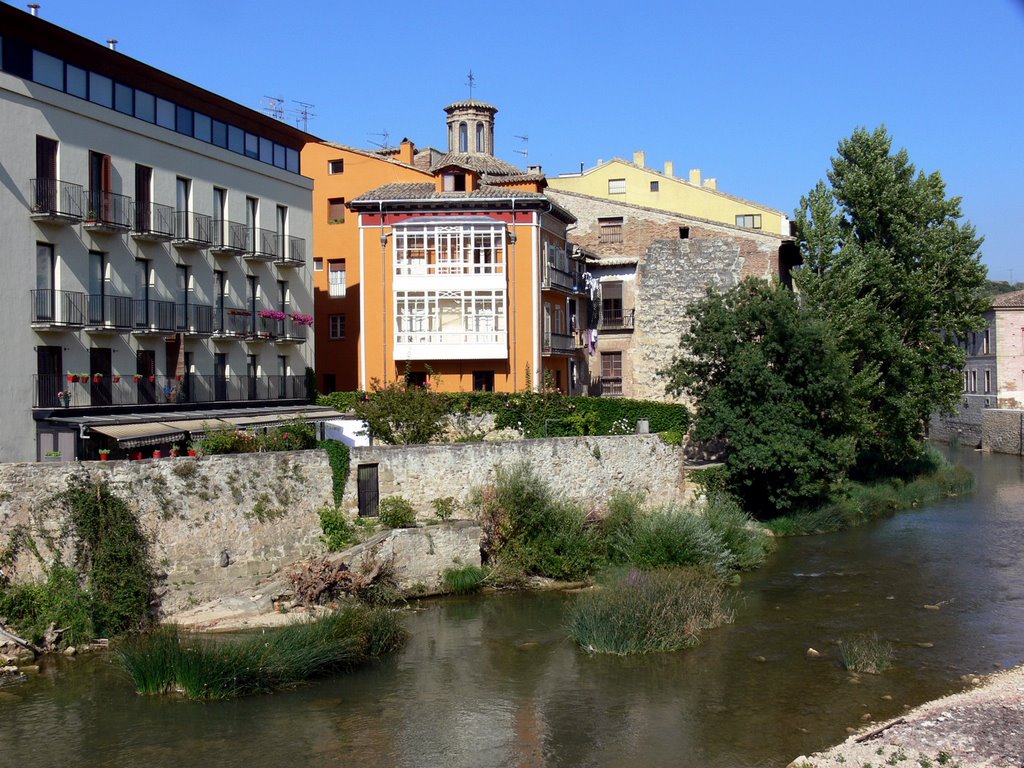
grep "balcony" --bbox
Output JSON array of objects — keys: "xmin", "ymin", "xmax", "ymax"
[
  {"xmin": 541, "ymin": 263, "xmax": 578, "ymax": 293},
  {"xmin": 173, "ymin": 211, "xmax": 213, "ymax": 249},
  {"xmin": 30, "ymin": 179, "xmax": 83, "ymax": 224},
  {"xmin": 213, "ymin": 306, "xmax": 254, "ymax": 339},
  {"xmin": 244, "ymin": 228, "xmax": 279, "ymax": 262},
  {"xmin": 211, "ymin": 220, "xmax": 249, "ymax": 255},
  {"xmin": 182, "ymin": 303, "xmax": 214, "ymax": 337},
  {"xmin": 32, "ymin": 373, "xmax": 307, "ymax": 409},
  {"xmin": 542, "ymin": 331, "xmax": 576, "ymax": 356},
  {"xmin": 598, "ymin": 308, "xmax": 635, "ymax": 332},
  {"xmin": 273, "ymin": 319, "xmax": 309, "ymax": 345},
  {"xmin": 275, "ymin": 235, "xmax": 306, "ymax": 268},
  {"xmin": 393, "ymin": 329, "xmax": 507, "ymax": 361},
  {"xmin": 248, "ymin": 314, "xmax": 282, "ymax": 342},
  {"xmin": 131, "ymin": 202, "xmax": 175, "ymax": 242},
  {"xmin": 30, "ymin": 289, "xmax": 85, "ymax": 329},
  {"xmin": 84, "ymin": 294, "xmax": 133, "ymax": 333},
  {"xmin": 83, "ymin": 190, "xmax": 132, "ymax": 233},
  {"xmin": 132, "ymin": 299, "xmax": 177, "ymax": 335}
]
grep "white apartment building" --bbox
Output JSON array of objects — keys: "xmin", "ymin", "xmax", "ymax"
[{"xmin": 0, "ymin": 4, "xmax": 316, "ymax": 461}]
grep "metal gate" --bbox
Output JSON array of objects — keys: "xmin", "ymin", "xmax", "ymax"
[{"xmin": 357, "ymin": 464, "xmax": 379, "ymax": 517}]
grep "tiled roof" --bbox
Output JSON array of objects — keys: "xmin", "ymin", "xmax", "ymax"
[
  {"xmin": 318, "ymin": 141, "xmax": 425, "ymax": 173},
  {"xmin": 351, "ymin": 182, "xmax": 548, "ymax": 203},
  {"xmin": 990, "ymin": 290, "xmax": 1024, "ymax": 308},
  {"xmin": 485, "ymin": 172, "xmax": 547, "ymax": 185},
  {"xmin": 429, "ymin": 152, "xmax": 526, "ymax": 177},
  {"xmin": 444, "ymin": 99, "xmax": 498, "ymax": 113}
]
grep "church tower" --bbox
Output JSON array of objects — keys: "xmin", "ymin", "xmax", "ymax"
[{"xmin": 444, "ymin": 100, "xmax": 498, "ymax": 156}]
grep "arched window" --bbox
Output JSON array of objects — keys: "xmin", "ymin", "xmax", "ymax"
[
  {"xmin": 476, "ymin": 122, "xmax": 484, "ymax": 153},
  {"xmin": 459, "ymin": 122, "xmax": 468, "ymax": 152}
]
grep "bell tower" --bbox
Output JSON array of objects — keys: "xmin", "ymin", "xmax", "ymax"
[{"xmin": 444, "ymin": 100, "xmax": 498, "ymax": 156}]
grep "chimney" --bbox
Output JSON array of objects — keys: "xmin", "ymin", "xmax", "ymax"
[
  {"xmin": 633, "ymin": 150, "xmax": 645, "ymax": 168},
  {"xmin": 689, "ymin": 168, "xmax": 702, "ymax": 186},
  {"xmin": 664, "ymin": 160, "xmax": 674, "ymax": 178},
  {"xmin": 106, "ymin": 39, "xmax": 118, "ymax": 50},
  {"xmin": 27, "ymin": 3, "xmax": 39, "ymax": 15},
  {"xmin": 703, "ymin": 178, "xmax": 718, "ymax": 190},
  {"xmin": 397, "ymin": 138, "xmax": 415, "ymax": 165},
  {"xmin": 528, "ymin": 164, "xmax": 542, "ymax": 174}
]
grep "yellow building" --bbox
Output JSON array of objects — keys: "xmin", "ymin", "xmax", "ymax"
[{"xmin": 548, "ymin": 151, "xmax": 790, "ymax": 235}]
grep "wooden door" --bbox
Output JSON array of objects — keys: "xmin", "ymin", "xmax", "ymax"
[{"xmin": 357, "ymin": 464, "xmax": 379, "ymax": 518}]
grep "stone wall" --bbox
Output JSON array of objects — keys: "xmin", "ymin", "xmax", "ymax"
[
  {"xmin": 0, "ymin": 451, "xmax": 334, "ymax": 614},
  {"xmin": 340, "ymin": 433, "xmax": 690, "ymax": 518},
  {"xmin": 981, "ymin": 409, "xmax": 1024, "ymax": 455}
]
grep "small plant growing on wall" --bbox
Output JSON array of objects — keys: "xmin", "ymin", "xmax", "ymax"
[
  {"xmin": 431, "ymin": 496, "xmax": 458, "ymax": 521},
  {"xmin": 377, "ymin": 496, "xmax": 416, "ymax": 528}
]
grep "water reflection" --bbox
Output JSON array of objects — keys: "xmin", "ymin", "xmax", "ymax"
[{"xmin": 1, "ymin": 447, "xmax": 1023, "ymax": 767}]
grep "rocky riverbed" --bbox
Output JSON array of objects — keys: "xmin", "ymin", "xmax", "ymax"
[{"xmin": 789, "ymin": 665, "xmax": 1024, "ymax": 768}]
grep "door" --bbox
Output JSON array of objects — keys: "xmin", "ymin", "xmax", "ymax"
[
  {"xmin": 136, "ymin": 349, "xmax": 156, "ymax": 404},
  {"xmin": 357, "ymin": 464, "xmax": 380, "ymax": 517},
  {"xmin": 246, "ymin": 354, "xmax": 258, "ymax": 400},
  {"xmin": 176, "ymin": 177, "xmax": 191, "ymax": 238},
  {"xmin": 175, "ymin": 265, "xmax": 189, "ymax": 331},
  {"xmin": 36, "ymin": 346, "xmax": 62, "ymax": 408},
  {"xmin": 35, "ymin": 243, "xmax": 55, "ymax": 322},
  {"xmin": 89, "ymin": 348, "xmax": 112, "ymax": 406},
  {"xmin": 214, "ymin": 353, "xmax": 227, "ymax": 401},
  {"xmin": 277, "ymin": 355, "xmax": 288, "ymax": 399},
  {"xmin": 88, "ymin": 251, "xmax": 105, "ymax": 324},
  {"xmin": 134, "ymin": 259, "xmax": 150, "ymax": 328},
  {"xmin": 35, "ymin": 136, "xmax": 57, "ymax": 212},
  {"xmin": 88, "ymin": 151, "xmax": 111, "ymax": 221},
  {"xmin": 135, "ymin": 165, "xmax": 152, "ymax": 231}
]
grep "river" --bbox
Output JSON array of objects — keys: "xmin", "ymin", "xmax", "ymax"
[{"xmin": 1, "ymin": 446, "xmax": 1022, "ymax": 768}]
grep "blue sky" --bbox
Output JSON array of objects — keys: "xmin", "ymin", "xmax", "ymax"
[{"xmin": 28, "ymin": 0, "xmax": 1024, "ymax": 281}]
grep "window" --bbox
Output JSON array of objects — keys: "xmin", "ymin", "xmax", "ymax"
[
  {"xmin": 679, "ymin": 227, "xmax": 690, "ymax": 239},
  {"xmin": 476, "ymin": 122, "xmax": 484, "ymax": 152},
  {"xmin": 328, "ymin": 197, "xmax": 345, "ymax": 224},
  {"xmin": 443, "ymin": 173, "xmax": 467, "ymax": 192},
  {"xmin": 277, "ymin": 205, "xmax": 288, "ymax": 244},
  {"xmin": 328, "ymin": 260, "xmax": 346, "ymax": 298},
  {"xmin": 313, "ymin": 258, "xmax": 323, "ymax": 272},
  {"xmin": 66, "ymin": 65, "xmax": 87, "ymax": 98},
  {"xmin": 33, "ymin": 50, "xmax": 63, "ymax": 89},
  {"xmin": 134, "ymin": 90, "xmax": 155, "ymax": 122},
  {"xmin": 329, "ymin": 314, "xmax": 346, "ymax": 340},
  {"xmin": 114, "ymin": 83, "xmax": 133, "ymax": 115},
  {"xmin": 89, "ymin": 72, "xmax": 113, "ymax": 108},
  {"xmin": 735, "ymin": 214, "xmax": 763, "ymax": 229},
  {"xmin": 328, "ymin": 159, "xmax": 344, "ymax": 174},
  {"xmin": 406, "ymin": 371, "xmax": 428, "ymax": 388},
  {"xmin": 601, "ymin": 352, "xmax": 623, "ymax": 396},
  {"xmin": 473, "ymin": 371, "xmax": 495, "ymax": 392},
  {"xmin": 459, "ymin": 122, "xmax": 468, "ymax": 152},
  {"xmin": 983, "ymin": 329, "xmax": 990, "ymax": 354},
  {"xmin": 155, "ymin": 97, "xmax": 175, "ymax": 129},
  {"xmin": 608, "ymin": 178, "xmax": 626, "ymax": 194},
  {"xmin": 194, "ymin": 112, "xmax": 212, "ymax": 143},
  {"xmin": 598, "ymin": 217, "xmax": 623, "ymax": 244},
  {"xmin": 984, "ymin": 370, "xmax": 991, "ymax": 394},
  {"xmin": 650, "ymin": 181, "xmax": 659, "ymax": 192},
  {"xmin": 601, "ymin": 281, "xmax": 624, "ymax": 326},
  {"xmin": 970, "ymin": 370, "xmax": 977, "ymax": 392}
]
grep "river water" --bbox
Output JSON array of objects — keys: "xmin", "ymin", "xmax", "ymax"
[{"xmin": 2, "ymin": 446, "xmax": 1023, "ymax": 768}]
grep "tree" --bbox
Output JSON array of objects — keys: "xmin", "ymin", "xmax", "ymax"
[
  {"xmin": 663, "ymin": 280, "xmax": 858, "ymax": 518},
  {"xmin": 353, "ymin": 371, "xmax": 449, "ymax": 445},
  {"xmin": 795, "ymin": 126, "xmax": 987, "ymax": 473}
]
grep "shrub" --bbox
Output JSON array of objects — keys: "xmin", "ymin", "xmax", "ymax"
[
  {"xmin": 115, "ymin": 605, "xmax": 407, "ymax": 699},
  {"xmin": 319, "ymin": 507, "xmax": 356, "ymax": 551},
  {"xmin": 354, "ymin": 376, "xmax": 449, "ymax": 445},
  {"xmin": 608, "ymin": 503, "xmax": 735, "ymax": 575},
  {"xmin": 318, "ymin": 440, "xmax": 350, "ymax": 506},
  {"xmin": 566, "ymin": 567, "xmax": 734, "ymax": 655},
  {"xmin": 701, "ymin": 493, "xmax": 775, "ymax": 570},
  {"xmin": 431, "ymin": 496, "xmax": 458, "ymax": 521},
  {"xmin": 377, "ymin": 496, "xmax": 416, "ymax": 528},
  {"xmin": 839, "ymin": 633, "xmax": 894, "ymax": 673},
  {"xmin": 441, "ymin": 565, "xmax": 488, "ymax": 594},
  {"xmin": 259, "ymin": 420, "xmax": 317, "ymax": 451},
  {"xmin": 194, "ymin": 426, "xmax": 258, "ymax": 455},
  {"xmin": 473, "ymin": 463, "xmax": 599, "ymax": 580},
  {"xmin": 0, "ymin": 560, "xmax": 94, "ymax": 646}
]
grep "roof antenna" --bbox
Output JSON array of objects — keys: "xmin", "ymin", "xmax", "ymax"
[
  {"xmin": 466, "ymin": 69, "xmax": 476, "ymax": 100},
  {"xmin": 368, "ymin": 130, "xmax": 391, "ymax": 150},
  {"xmin": 292, "ymin": 100, "xmax": 316, "ymax": 132},
  {"xmin": 514, "ymin": 135, "xmax": 529, "ymax": 161},
  {"xmin": 260, "ymin": 96, "xmax": 285, "ymax": 120}
]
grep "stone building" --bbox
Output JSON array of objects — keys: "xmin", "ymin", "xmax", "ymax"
[
  {"xmin": 0, "ymin": 5, "xmax": 316, "ymax": 461},
  {"xmin": 546, "ymin": 189, "xmax": 799, "ymax": 401}
]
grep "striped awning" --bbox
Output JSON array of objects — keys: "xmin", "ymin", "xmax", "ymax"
[{"xmin": 89, "ymin": 423, "xmax": 187, "ymax": 449}]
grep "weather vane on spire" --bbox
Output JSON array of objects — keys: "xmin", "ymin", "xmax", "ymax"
[{"xmin": 466, "ymin": 69, "xmax": 476, "ymax": 100}]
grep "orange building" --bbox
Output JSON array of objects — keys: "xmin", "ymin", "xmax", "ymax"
[
  {"xmin": 348, "ymin": 100, "xmax": 587, "ymax": 394},
  {"xmin": 303, "ymin": 139, "xmax": 431, "ymax": 392}
]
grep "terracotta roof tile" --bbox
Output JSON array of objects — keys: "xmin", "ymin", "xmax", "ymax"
[{"xmin": 990, "ymin": 289, "xmax": 1024, "ymax": 308}]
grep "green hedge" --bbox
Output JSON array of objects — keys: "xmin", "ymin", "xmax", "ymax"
[{"xmin": 318, "ymin": 390, "xmax": 689, "ymax": 439}]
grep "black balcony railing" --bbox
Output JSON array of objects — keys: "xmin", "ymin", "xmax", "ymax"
[
  {"xmin": 598, "ymin": 308, "xmax": 635, "ymax": 331},
  {"xmin": 212, "ymin": 220, "xmax": 249, "ymax": 253},
  {"xmin": 131, "ymin": 201, "xmax": 175, "ymax": 240},
  {"xmin": 30, "ymin": 178, "xmax": 83, "ymax": 221},
  {"xmin": 214, "ymin": 306, "xmax": 254, "ymax": 337},
  {"xmin": 84, "ymin": 189, "xmax": 132, "ymax": 230},
  {"xmin": 246, "ymin": 228, "xmax": 279, "ymax": 261},
  {"xmin": 187, "ymin": 303, "xmax": 213, "ymax": 335},
  {"xmin": 30, "ymin": 289, "xmax": 85, "ymax": 326},
  {"xmin": 542, "ymin": 331, "xmax": 576, "ymax": 356},
  {"xmin": 542, "ymin": 262, "xmax": 578, "ymax": 293},
  {"xmin": 276, "ymin": 236, "xmax": 306, "ymax": 266},
  {"xmin": 32, "ymin": 373, "xmax": 307, "ymax": 408},
  {"xmin": 132, "ymin": 299, "xmax": 177, "ymax": 332},
  {"xmin": 174, "ymin": 211, "xmax": 213, "ymax": 246},
  {"xmin": 86, "ymin": 294, "xmax": 133, "ymax": 329}
]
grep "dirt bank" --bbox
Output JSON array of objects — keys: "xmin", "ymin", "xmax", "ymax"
[{"xmin": 789, "ymin": 665, "xmax": 1024, "ymax": 768}]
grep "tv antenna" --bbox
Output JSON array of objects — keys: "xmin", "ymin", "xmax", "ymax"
[
  {"xmin": 292, "ymin": 101, "xmax": 316, "ymax": 132},
  {"xmin": 514, "ymin": 134, "xmax": 529, "ymax": 161},
  {"xmin": 368, "ymin": 130, "xmax": 391, "ymax": 149},
  {"xmin": 260, "ymin": 95, "xmax": 285, "ymax": 121}
]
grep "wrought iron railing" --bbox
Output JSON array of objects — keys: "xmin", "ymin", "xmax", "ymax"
[
  {"xmin": 174, "ymin": 210, "xmax": 213, "ymax": 245},
  {"xmin": 84, "ymin": 189, "xmax": 132, "ymax": 229},
  {"xmin": 212, "ymin": 220, "xmax": 249, "ymax": 252},
  {"xmin": 86, "ymin": 294, "xmax": 133, "ymax": 328},
  {"xmin": 30, "ymin": 178, "xmax": 83, "ymax": 220},
  {"xmin": 32, "ymin": 373, "xmax": 307, "ymax": 408},
  {"xmin": 30, "ymin": 289, "xmax": 85, "ymax": 326},
  {"xmin": 131, "ymin": 201, "xmax": 175, "ymax": 239}
]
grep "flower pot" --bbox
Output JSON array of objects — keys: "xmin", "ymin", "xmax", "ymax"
[
  {"xmin": 67, "ymin": 375, "xmax": 76, "ymax": 383},
  {"xmin": 99, "ymin": 454, "xmax": 109, "ymax": 461},
  {"xmin": 92, "ymin": 376, "xmax": 101, "ymax": 383},
  {"xmin": 170, "ymin": 449, "xmax": 180, "ymax": 457},
  {"xmin": 152, "ymin": 450, "xmax": 162, "ymax": 459},
  {"xmin": 113, "ymin": 376, "xmax": 120, "ymax": 383},
  {"xmin": 187, "ymin": 449, "xmax": 197, "ymax": 457},
  {"xmin": 149, "ymin": 376, "xmax": 156, "ymax": 383}
]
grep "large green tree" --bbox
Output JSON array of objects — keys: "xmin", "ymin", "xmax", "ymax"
[
  {"xmin": 663, "ymin": 280, "xmax": 858, "ymax": 518},
  {"xmin": 795, "ymin": 126, "xmax": 987, "ymax": 473}
]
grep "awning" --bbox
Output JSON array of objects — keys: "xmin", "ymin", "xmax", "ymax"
[
  {"xmin": 160, "ymin": 418, "xmax": 235, "ymax": 434},
  {"xmin": 90, "ymin": 423, "xmax": 187, "ymax": 449}
]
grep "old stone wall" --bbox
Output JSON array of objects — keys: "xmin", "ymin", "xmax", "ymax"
[
  {"xmin": 0, "ymin": 451, "xmax": 334, "ymax": 614},
  {"xmin": 981, "ymin": 409, "xmax": 1024, "ymax": 455},
  {"xmin": 340, "ymin": 433, "xmax": 690, "ymax": 519}
]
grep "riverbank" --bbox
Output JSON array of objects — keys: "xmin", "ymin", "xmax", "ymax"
[{"xmin": 789, "ymin": 664, "xmax": 1024, "ymax": 768}]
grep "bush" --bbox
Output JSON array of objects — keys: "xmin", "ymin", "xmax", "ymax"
[
  {"xmin": 566, "ymin": 567, "xmax": 734, "ymax": 655},
  {"xmin": 354, "ymin": 377, "xmax": 449, "ymax": 445},
  {"xmin": 474, "ymin": 463, "xmax": 599, "ymax": 580},
  {"xmin": 115, "ymin": 605, "xmax": 407, "ymax": 699},
  {"xmin": 839, "ymin": 633, "xmax": 894, "ymax": 673},
  {"xmin": 377, "ymin": 496, "xmax": 416, "ymax": 528},
  {"xmin": 608, "ymin": 504, "xmax": 736, "ymax": 575},
  {"xmin": 0, "ymin": 561, "xmax": 94, "ymax": 646},
  {"xmin": 431, "ymin": 496, "xmax": 458, "ymax": 521},
  {"xmin": 318, "ymin": 440, "xmax": 351, "ymax": 506},
  {"xmin": 701, "ymin": 493, "xmax": 775, "ymax": 570},
  {"xmin": 441, "ymin": 565, "xmax": 488, "ymax": 594},
  {"xmin": 194, "ymin": 426, "xmax": 258, "ymax": 455},
  {"xmin": 319, "ymin": 508, "xmax": 356, "ymax": 551},
  {"xmin": 259, "ymin": 420, "xmax": 317, "ymax": 451}
]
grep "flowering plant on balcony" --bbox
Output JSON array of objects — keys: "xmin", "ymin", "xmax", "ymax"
[
  {"xmin": 258, "ymin": 309, "xmax": 287, "ymax": 321},
  {"xmin": 289, "ymin": 312, "xmax": 314, "ymax": 327},
  {"xmin": 133, "ymin": 374, "xmax": 142, "ymax": 382},
  {"xmin": 57, "ymin": 391, "xmax": 71, "ymax": 407},
  {"xmin": 227, "ymin": 308, "xmax": 250, "ymax": 316}
]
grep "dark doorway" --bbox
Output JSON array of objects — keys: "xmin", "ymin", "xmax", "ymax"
[
  {"xmin": 35, "ymin": 136, "xmax": 57, "ymax": 212},
  {"xmin": 89, "ymin": 348, "xmax": 112, "ymax": 406},
  {"xmin": 215, "ymin": 353, "xmax": 228, "ymax": 401},
  {"xmin": 136, "ymin": 349, "xmax": 156, "ymax": 404},
  {"xmin": 36, "ymin": 345, "xmax": 62, "ymax": 407},
  {"xmin": 357, "ymin": 464, "xmax": 380, "ymax": 518}
]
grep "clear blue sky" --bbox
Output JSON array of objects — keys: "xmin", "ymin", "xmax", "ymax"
[{"xmin": 27, "ymin": 0, "xmax": 1024, "ymax": 282}]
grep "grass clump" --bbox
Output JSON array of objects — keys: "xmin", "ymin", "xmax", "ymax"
[
  {"xmin": 116, "ymin": 605, "xmax": 406, "ymax": 700},
  {"xmin": 566, "ymin": 567, "xmax": 734, "ymax": 654},
  {"xmin": 441, "ymin": 565, "xmax": 488, "ymax": 594},
  {"xmin": 839, "ymin": 632, "xmax": 894, "ymax": 673},
  {"xmin": 377, "ymin": 496, "xmax": 416, "ymax": 528}
]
